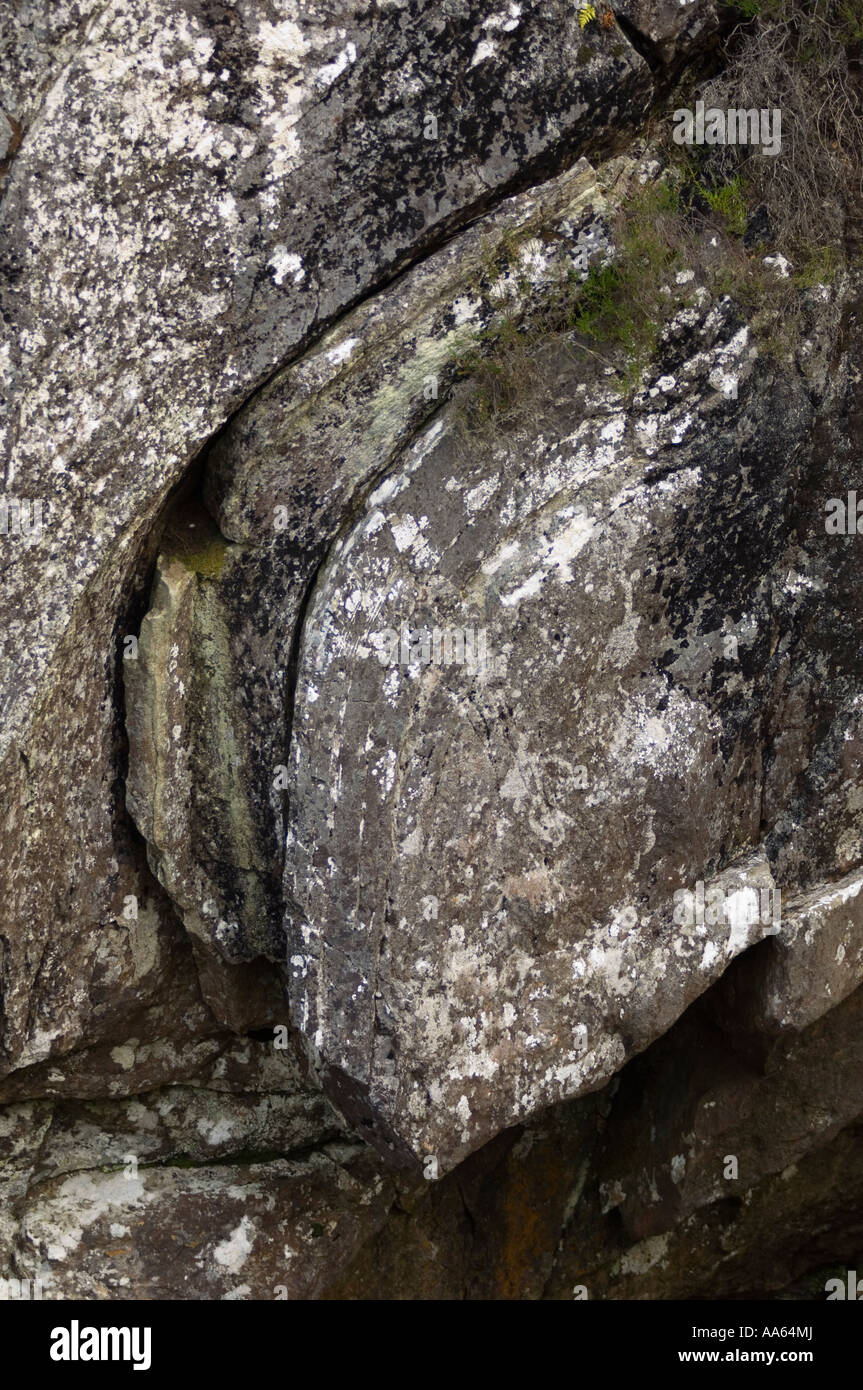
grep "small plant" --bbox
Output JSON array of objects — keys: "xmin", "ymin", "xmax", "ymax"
[
  {"xmin": 791, "ymin": 244, "xmax": 841, "ymax": 287},
  {"xmin": 578, "ymin": 5, "xmax": 597, "ymax": 29},
  {"xmin": 448, "ymin": 271, "xmax": 580, "ymax": 437},
  {"xmin": 450, "ymin": 175, "xmax": 694, "ymax": 427},
  {"xmin": 727, "ymin": 1, "xmax": 778, "ymax": 15},
  {"xmin": 569, "ymin": 177, "xmax": 695, "ymax": 391},
  {"xmin": 698, "ymin": 175, "xmax": 749, "ymax": 237},
  {"xmin": 449, "ymin": 81, "xmax": 851, "ymax": 440}
]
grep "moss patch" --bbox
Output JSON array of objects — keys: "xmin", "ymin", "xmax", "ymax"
[{"xmin": 161, "ymin": 498, "xmax": 229, "ymax": 579}]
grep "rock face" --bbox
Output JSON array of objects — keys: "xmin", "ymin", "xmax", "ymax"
[
  {"xmin": 2, "ymin": 0, "xmax": 863, "ymax": 1300},
  {"xmin": 0, "ymin": 0, "xmax": 651, "ymax": 1081},
  {"xmin": 284, "ymin": 285, "xmax": 805, "ymax": 1171},
  {"xmin": 613, "ymin": 1, "xmax": 718, "ymax": 67}
]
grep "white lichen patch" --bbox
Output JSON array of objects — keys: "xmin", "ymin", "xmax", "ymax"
[{"xmin": 212, "ymin": 1216, "xmax": 255, "ymax": 1274}]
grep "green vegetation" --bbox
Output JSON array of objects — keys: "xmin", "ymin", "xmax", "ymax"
[
  {"xmin": 838, "ymin": 0, "xmax": 863, "ymax": 40},
  {"xmin": 447, "ymin": 228, "xmax": 586, "ymax": 435},
  {"xmin": 792, "ymin": 244, "xmax": 842, "ymax": 288},
  {"xmin": 570, "ymin": 180, "xmax": 688, "ymax": 393},
  {"xmin": 449, "ymin": 159, "xmax": 845, "ymax": 436},
  {"xmin": 162, "ymin": 501, "xmax": 228, "ymax": 579},
  {"xmin": 709, "ymin": 1, "xmax": 863, "ymax": 251},
  {"xmin": 447, "ymin": 0, "xmax": 859, "ymax": 433},
  {"xmin": 698, "ymin": 175, "xmax": 748, "ymax": 237},
  {"xmin": 726, "ymin": 1, "xmax": 786, "ymax": 16}
]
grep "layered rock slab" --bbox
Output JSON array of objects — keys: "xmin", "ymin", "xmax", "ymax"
[
  {"xmin": 284, "ymin": 301, "xmax": 816, "ymax": 1172},
  {"xmin": 8, "ymin": 1145, "xmax": 393, "ymax": 1300}
]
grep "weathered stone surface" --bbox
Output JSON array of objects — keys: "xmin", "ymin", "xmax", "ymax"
[
  {"xmin": 709, "ymin": 867, "xmax": 863, "ymax": 1039},
  {"xmin": 614, "ymin": 0, "xmax": 719, "ymax": 67},
  {"xmin": 325, "ymin": 1089, "xmax": 611, "ymax": 1299},
  {"xmin": 0, "ymin": 0, "xmax": 650, "ymax": 764},
  {"xmin": 3, "ymin": 0, "xmax": 863, "ymax": 1303},
  {"xmin": 6, "ymin": 1145, "xmax": 394, "ymax": 1300},
  {"xmin": 123, "ymin": 143, "xmax": 863, "ymax": 1178},
  {"xmin": 0, "ymin": 0, "xmax": 650, "ymax": 1082},
  {"xmin": 0, "ymin": 1075, "xmax": 343, "ymax": 1265},
  {"xmin": 124, "ymin": 157, "xmax": 617, "ymax": 1027},
  {"xmin": 596, "ymin": 982, "xmax": 863, "ymax": 1244},
  {"xmin": 326, "ymin": 981, "xmax": 863, "ymax": 1299},
  {"xmin": 124, "ymin": 541, "xmax": 287, "ymax": 1028},
  {"xmin": 551, "ymin": 1119, "xmax": 863, "ymax": 1301},
  {"xmin": 0, "ymin": 1032, "xmax": 331, "ymax": 1105},
  {"xmin": 278, "ymin": 275, "xmax": 850, "ymax": 1170},
  {"xmin": 543, "ymin": 987, "xmax": 863, "ymax": 1301}
]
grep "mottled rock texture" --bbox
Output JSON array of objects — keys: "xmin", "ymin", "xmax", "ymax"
[
  {"xmin": 2, "ymin": 0, "xmax": 863, "ymax": 1300},
  {"xmin": 0, "ymin": 0, "xmax": 650, "ymax": 1079}
]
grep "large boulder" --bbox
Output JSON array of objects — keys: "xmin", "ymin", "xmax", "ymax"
[{"xmin": 0, "ymin": 0, "xmax": 650, "ymax": 1078}]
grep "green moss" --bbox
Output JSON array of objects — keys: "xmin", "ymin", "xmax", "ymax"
[
  {"xmin": 837, "ymin": 0, "xmax": 863, "ymax": 40},
  {"xmin": 447, "ymin": 132, "xmax": 847, "ymax": 436},
  {"xmin": 162, "ymin": 502, "xmax": 228, "ymax": 578},
  {"xmin": 478, "ymin": 223, "xmax": 542, "ymax": 293},
  {"xmin": 726, "ymin": 0, "xmax": 773, "ymax": 14},
  {"xmin": 724, "ymin": 0, "xmax": 794, "ymax": 17},
  {"xmin": 174, "ymin": 538, "xmax": 227, "ymax": 578},
  {"xmin": 698, "ymin": 175, "xmax": 749, "ymax": 238}
]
